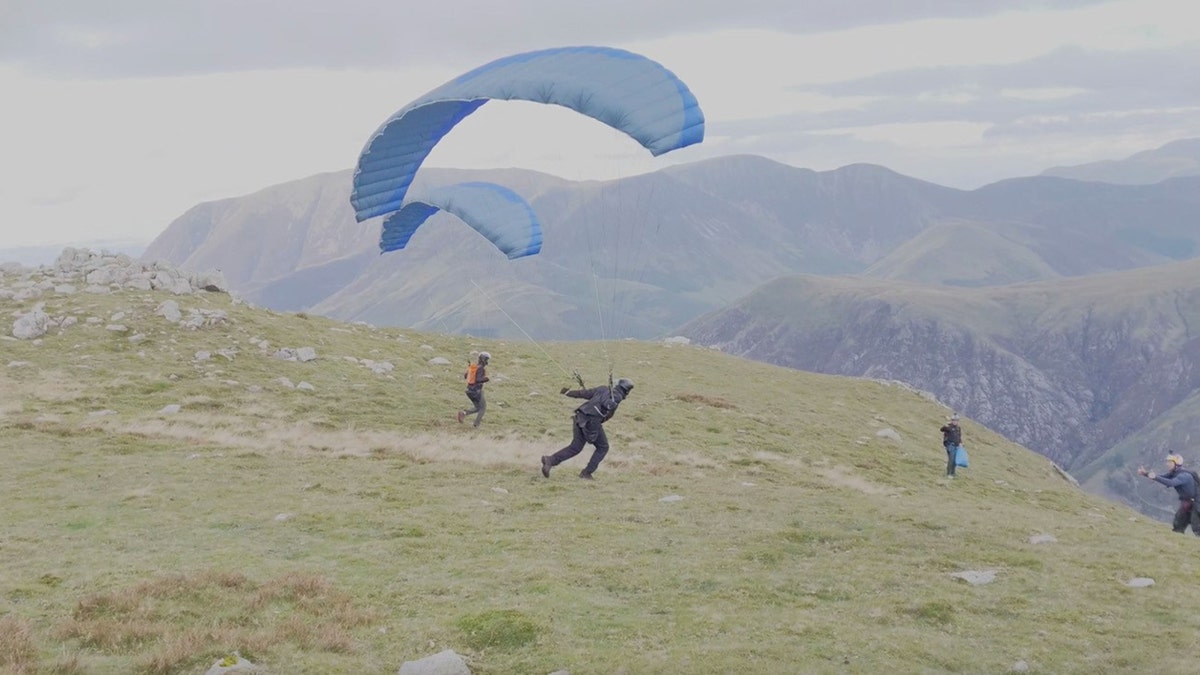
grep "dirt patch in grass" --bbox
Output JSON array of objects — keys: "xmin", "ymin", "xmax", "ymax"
[
  {"xmin": 675, "ymin": 392, "xmax": 737, "ymax": 409},
  {"xmin": 812, "ymin": 465, "xmax": 896, "ymax": 495},
  {"xmin": 89, "ymin": 414, "xmax": 578, "ymax": 469}
]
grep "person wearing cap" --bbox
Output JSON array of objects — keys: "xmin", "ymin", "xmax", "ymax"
[
  {"xmin": 541, "ymin": 378, "xmax": 634, "ymax": 480},
  {"xmin": 458, "ymin": 351, "xmax": 490, "ymax": 427},
  {"xmin": 1138, "ymin": 454, "xmax": 1200, "ymax": 535},
  {"xmin": 940, "ymin": 414, "xmax": 963, "ymax": 478}
]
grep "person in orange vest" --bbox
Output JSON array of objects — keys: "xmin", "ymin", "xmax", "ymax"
[{"xmin": 458, "ymin": 351, "xmax": 490, "ymax": 427}]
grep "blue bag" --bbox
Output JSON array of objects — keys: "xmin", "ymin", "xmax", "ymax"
[{"xmin": 954, "ymin": 444, "xmax": 969, "ymax": 468}]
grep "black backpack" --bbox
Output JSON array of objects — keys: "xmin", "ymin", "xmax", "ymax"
[{"xmin": 1188, "ymin": 470, "xmax": 1200, "ymax": 499}]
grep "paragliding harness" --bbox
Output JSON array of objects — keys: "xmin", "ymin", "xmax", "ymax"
[
  {"xmin": 572, "ymin": 374, "xmax": 621, "ymax": 442},
  {"xmin": 1170, "ymin": 470, "xmax": 1200, "ymax": 535}
]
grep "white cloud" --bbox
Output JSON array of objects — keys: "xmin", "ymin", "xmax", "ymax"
[
  {"xmin": 1, "ymin": 0, "xmax": 1198, "ymax": 248},
  {"xmin": 918, "ymin": 92, "xmax": 979, "ymax": 104},
  {"xmin": 52, "ymin": 24, "xmax": 127, "ymax": 50},
  {"xmin": 0, "ymin": 65, "xmax": 456, "ymax": 246},
  {"xmin": 633, "ymin": 0, "xmax": 1200, "ymax": 117},
  {"xmin": 1000, "ymin": 87, "xmax": 1089, "ymax": 101},
  {"xmin": 811, "ymin": 121, "xmax": 992, "ymax": 149}
]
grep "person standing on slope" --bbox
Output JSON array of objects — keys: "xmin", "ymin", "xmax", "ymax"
[
  {"xmin": 458, "ymin": 351, "xmax": 490, "ymax": 427},
  {"xmin": 940, "ymin": 414, "xmax": 963, "ymax": 478},
  {"xmin": 1138, "ymin": 454, "xmax": 1200, "ymax": 536},
  {"xmin": 541, "ymin": 378, "xmax": 634, "ymax": 480}
]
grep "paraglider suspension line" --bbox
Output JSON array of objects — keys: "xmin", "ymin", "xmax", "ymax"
[
  {"xmin": 592, "ymin": 270, "xmax": 613, "ymax": 373},
  {"xmin": 468, "ymin": 279, "xmax": 574, "ymax": 380}
]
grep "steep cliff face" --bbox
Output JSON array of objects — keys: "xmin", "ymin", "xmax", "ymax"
[{"xmin": 688, "ymin": 301, "xmax": 1090, "ymax": 466}]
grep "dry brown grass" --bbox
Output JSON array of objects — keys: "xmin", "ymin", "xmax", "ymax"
[
  {"xmin": 44, "ymin": 654, "xmax": 86, "ymax": 675},
  {"xmin": 811, "ymin": 465, "xmax": 896, "ymax": 495},
  {"xmin": 137, "ymin": 631, "xmax": 210, "ymax": 675},
  {"xmin": 88, "ymin": 413, "xmax": 571, "ymax": 468},
  {"xmin": 0, "ymin": 616, "xmax": 38, "ymax": 674},
  {"xmin": 54, "ymin": 570, "xmax": 376, "ymax": 673},
  {"xmin": 2, "ymin": 369, "xmax": 89, "ymax": 404}
]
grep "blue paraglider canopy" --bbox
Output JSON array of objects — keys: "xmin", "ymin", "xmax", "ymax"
[
  {"xmin": 351, "ymin": 45, "xmax": 705, "ymax": 223},
  {"xmin": 382, "ymin": 182, "xmax": 543, "ymax": 259}
]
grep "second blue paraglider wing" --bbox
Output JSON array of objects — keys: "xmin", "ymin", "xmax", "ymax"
[
  {"xmin": 380, "ymin": 182, "xmax": 543, "ymax": 260},
  {"xmin": 352, "ymin": 46, "xmax": 705, "ymax": 222}
]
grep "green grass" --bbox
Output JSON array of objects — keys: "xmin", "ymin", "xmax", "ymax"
[{"xmin": 3, "ymin": 284, "xmax": 1200, "ymax": 673}]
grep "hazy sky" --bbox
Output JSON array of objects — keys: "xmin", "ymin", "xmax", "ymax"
[{"xmin": 2, "ymin": 0, "xmax": 1198, "ymax": 248}]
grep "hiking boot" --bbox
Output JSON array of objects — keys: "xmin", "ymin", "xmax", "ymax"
[
  {"xmin": 457, "ymin": 410, "xmax": 465, "ymax": 424},
  {"xmin": 540, "ymin": 456, "xmax": 552, "ymax": 478},
  {"xmin": 578, "ymin": 471, "xmax": 594, "ymax": 480}
]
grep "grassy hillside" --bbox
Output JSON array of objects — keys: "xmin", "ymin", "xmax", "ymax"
[{"xmin": 4, "ymin": 284, "xmax": 1200, "ymax": 673}]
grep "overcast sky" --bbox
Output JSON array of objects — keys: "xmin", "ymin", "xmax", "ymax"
[{"xmin": 2, "ymin": 0, "xmax": 1198, "ymax": 248}]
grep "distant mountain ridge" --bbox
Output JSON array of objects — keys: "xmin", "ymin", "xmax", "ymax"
[
  {"xmin": 143, "ymin": 152, "xmax": 1200, "ymax": 340},
  {"xmin": 1040, "ymin": 137, "xmax": 1200, "ymax": 185}
]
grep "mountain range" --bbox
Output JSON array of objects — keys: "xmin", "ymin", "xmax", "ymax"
[
  {"xmin": 144, "ymin": 146, "xmax": 1200, "ymax": 340},
  {"xmin": 1040, "ymin": 137, "xmax": 1200, "ymax": 185}
]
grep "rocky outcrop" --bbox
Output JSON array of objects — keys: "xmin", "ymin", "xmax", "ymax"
[
  {"xmin": 5, "ymin": 248, "xmax": 232, "ymax": 339},
  {"xmin": 54, "ymin": 247, "xmax": 228, "ymax": 296}
]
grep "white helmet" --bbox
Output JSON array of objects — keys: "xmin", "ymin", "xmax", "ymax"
[{"xmin": 478, "ymin": 351, "xmax": 490, "ymax": 363}]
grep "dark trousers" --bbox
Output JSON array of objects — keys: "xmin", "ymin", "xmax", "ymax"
[
  {"xmin": 944, "ymin": 442, "xmax": 956, "ymax": 476},
  {"xmin": 549, "ymin": 416, "xmax": 609, "ymax": 475},
  {"xmin": 465, "ymin": 388, "xmax": 485, "ymax": 427},
  {"xmin": 1172, "ymin": 499, "xmax": 1200, "ymax": 535}
]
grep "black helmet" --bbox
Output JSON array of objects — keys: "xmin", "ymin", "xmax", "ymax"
[{"xmin": 616, "ymin": 378, "xmax": 634, "ymax": 394}]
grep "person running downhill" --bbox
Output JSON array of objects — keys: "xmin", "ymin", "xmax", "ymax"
[{"xmin": 458, "ymin": 351, "xmax": 490, "ymax": 427}]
